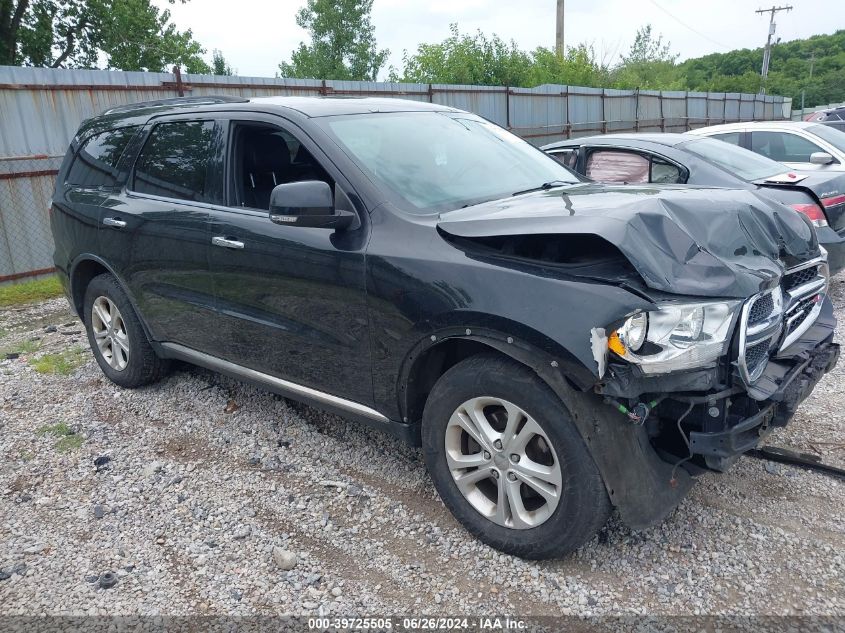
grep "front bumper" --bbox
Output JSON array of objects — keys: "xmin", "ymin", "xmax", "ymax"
[{"xmin": 688, "ymin": 339, "xmax": 839, "ymax": 460}]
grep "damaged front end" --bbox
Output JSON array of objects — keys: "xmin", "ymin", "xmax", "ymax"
[
  {"xmin": 438, "ymin": 184, "xmax": 840, "ymax": 526},
  {"xmin": 596, "ymin": 254, "xmax": 839, "ymax": 473}
]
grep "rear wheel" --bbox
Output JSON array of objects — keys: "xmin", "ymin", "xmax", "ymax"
[
  {"xmin": 83, "ymin": 273, "xmax": 169, "ymax": 387},
  {"xmin": 422, "ymin": 354, "xmax": 610, "ymax": 558}
]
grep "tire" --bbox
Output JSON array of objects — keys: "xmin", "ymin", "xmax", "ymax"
[
  {"xmin": 422, "ymin": 353, "xmax": 611, "ymax": 559},
  {"xmin": 83, "ymin": 273, "xmax": 169, "ymax": 388}
]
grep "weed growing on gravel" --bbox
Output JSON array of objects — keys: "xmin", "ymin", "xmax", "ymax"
[
  {"xmin": 0, "ymin": 276, "xmax": 63, "ymax": 307},
  {"xmin": 36, "ymin": 422, "xmax": 84, "ymax": 453},
  {"xmin": 31, "ymin": 347, "xmax": 86, "ymax": 375},
  {"xmin": 1, "ymin": 337, "xmax": 41, "ymax": 358},
  {"xmin": 13, "ymin": 338, "xmax": 41, "ymax": 354}
]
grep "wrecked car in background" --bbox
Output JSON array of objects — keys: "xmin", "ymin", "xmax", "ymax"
[
  {"xmin": 51, "ymin": 97, "xmax": 839, "ymax": 559},
  {"xmin": 541, "ymin": 133, "xmax": 845, "ymax": 274}
]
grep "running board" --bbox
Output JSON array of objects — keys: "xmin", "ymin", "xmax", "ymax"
[{"xmin": 159, "ymin": 342, "xmax": 390, "ymax": 424}]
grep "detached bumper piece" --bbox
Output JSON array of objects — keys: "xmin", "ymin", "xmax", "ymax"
[
  {"xmin": 689, "ymin": 403, "xmax": 775, "ymax": 459},
  {"xmin": 687, "ymin": 340, "xmax": 839, "ymax": 468}
]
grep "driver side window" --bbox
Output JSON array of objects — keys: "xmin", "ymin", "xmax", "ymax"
[{"xmin": 230, "ymin": 122, "xmax": 332, "ymax": 210}]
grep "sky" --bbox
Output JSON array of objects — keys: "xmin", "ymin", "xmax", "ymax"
[{"xmin": 158, "ymin": 0, "xmax": 845, "ymax": 78}]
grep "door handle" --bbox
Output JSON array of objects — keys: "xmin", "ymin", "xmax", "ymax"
[
  {"xmin": 103, "ymin": 217, "xmax": 127, "ymax": 228},
  {"xmin": 212, "ymin": 236, "xmax": 245, "ymax": 249}
]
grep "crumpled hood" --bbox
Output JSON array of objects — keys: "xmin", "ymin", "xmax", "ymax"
[{"xmin": 438, "ymin": 183, "xmax": 820, "ymax": 298}]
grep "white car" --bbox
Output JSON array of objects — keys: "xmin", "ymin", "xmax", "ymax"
[{"xmin": 689, "ymin": 121, "xmax": 845, "ymax": 172}]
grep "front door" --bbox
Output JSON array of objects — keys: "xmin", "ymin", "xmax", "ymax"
[
  {"xmin": 206, "ymin": 116, "xmax": 372, "ymax": 406},
  {"xmin": 99, "ymin": 117, "xmax": 224, "ymax": 352}
]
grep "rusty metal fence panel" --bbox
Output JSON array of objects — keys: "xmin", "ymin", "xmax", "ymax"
[{"xmin": 0, "ymin": 65, "xmax": 791, "ymax": 281}]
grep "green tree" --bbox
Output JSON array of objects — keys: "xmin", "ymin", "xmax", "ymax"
[
  {"xmin": 678, "ymin": 30, "xmax": 845, "ymax": 107},
  {"xmin": 612, "ymin": 24, "xmax": 681, "ymax": 90},
  {"xmin": 1, "ymin": 0, "xmax": 210, "ymax": 72},
  {"xmin": 279, "ymin": 0, "xmax": 388, "ymax": 81},
  {"xmin": 390, "ymin": 24, "xmax": 532, "ymax": 86},
  {"xmin": 212, "ymin": 48, "xmax": 233, "ymax": 75},
  {"xmin": 527, "ymin": 44, "xmax": 609, "ymax": 87}
]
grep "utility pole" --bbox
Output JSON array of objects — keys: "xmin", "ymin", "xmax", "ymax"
[
  {"xmin": 556, "ymin": 0, "xmax": 564, "ymax": 56},
  {"xmin": 755, "ymin": 5, "xmax": 792, "ymax": 94},
  {"xmin": 801, "ymin": 52, "xmax": 815, "ymax": 116}
]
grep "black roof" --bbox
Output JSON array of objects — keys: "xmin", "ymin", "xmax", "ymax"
[
  {"xmin": 83, "ymin": 95, "xmax": 455, "ymax": 134},
  {"xmin": 76, "ymin": 95, "xmax": 458, "ymax": 141}
]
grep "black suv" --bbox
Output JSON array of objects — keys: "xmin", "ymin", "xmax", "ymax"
[{"xmin": 51, "ymin": 96, "xmax": 839, "ymax": 559}]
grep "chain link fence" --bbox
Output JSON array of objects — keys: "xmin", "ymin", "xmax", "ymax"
[{"xmin": 0, "ymin": 156, "xmax": 62, "ymax": 282}]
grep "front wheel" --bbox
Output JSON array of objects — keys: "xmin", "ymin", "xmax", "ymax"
[{"xmin": 422, "ymin": 354, "xmax": 610, "ymax": 559}]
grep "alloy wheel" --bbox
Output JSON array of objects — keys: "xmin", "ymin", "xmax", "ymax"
[
  {"xmin": 91, "ymin": 296, "xmax": 130, "ymax": 371},
  {"xmin": 444, "ymin": 396, "xmax": 562, "ymax": 529}
]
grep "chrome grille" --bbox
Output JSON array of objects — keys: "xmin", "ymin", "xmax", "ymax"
[
  {"xmin": 748, "ymin": 293, "xmax": 774, "ymax": 325},
  {"xmin": 744, "ymin": 340, "xmax": 771, "ymax": 381},
  {"xmin": 783, "ymin": 265, "xmax": 819, "ymax": 292},
  {"xmin": 737, "ymin": 256, "xmax": 828, "ymax": 386},
  {"xmin": 784, "ymin": 295, "xmax": 819, "ymax": 338}
]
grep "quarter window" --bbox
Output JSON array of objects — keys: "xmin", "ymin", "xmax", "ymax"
[
  {"xmin": 709, "ymin": 132, "xmax": 742, "ymax": 146},
  {"xmin": 750, "ymin": 131, "xmax": 824, "ymax": 163},
  {"xmin": 66, "ymin": 127, "xmax": 139, "ymax": 188},
  {"xmin": 549, "ymin": 149, "xmax": 578, "ymax": 169},
  {"xmin": 133, "ymin": 121, "xmax": 217, "ymax": 202}
]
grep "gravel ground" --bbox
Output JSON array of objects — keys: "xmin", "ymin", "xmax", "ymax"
[{"xmin": 0, "ymin": 275, "xmax": 843, "ymax": 618}]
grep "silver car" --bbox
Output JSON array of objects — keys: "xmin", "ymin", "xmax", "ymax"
[{"xmin": 689, "ymin": 121, "xmax": 845, "ymax": 172}]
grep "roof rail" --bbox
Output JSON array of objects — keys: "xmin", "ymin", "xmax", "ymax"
[{"xmin": 102, "ymin": 95, "xmax": 249, "ymax": 116}]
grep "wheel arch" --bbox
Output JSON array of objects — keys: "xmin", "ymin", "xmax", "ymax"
[
  {"xmin": 404, "ymin": 323, "xmax": 695, "ymax": 533},
  {"xmin": 399, "ymin": 320, "xmax": 595, "ymax": 426},
  {"xmin": 68, "ymin": 255, "xmax": 154, "ymax": 340}
]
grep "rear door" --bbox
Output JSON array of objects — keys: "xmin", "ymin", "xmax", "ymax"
[
  {"xmin": 98, "ymin": 115, "xmax": 224, "ymax": 351},
  {"xmin": 205, "ymin": 113, "xmax": 373, "ymax": 405},
  {"xmin": 52, "ymin": 126, "xmax": 140, "ymax": 278}
]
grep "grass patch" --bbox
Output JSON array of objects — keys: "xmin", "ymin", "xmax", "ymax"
[
  {"xmin": 36, "ymin": 422, "xmax": 85, "ymax": 453},
  {"xmin": 31, "ymin": 347, "xmax": 86, "ymax": 375},
  {"xmin": 0, "ymin": 276, "xmax": 63, "ymax": 308},
  {"xmin": 13, "ymin": 338, "xmax": 41, "ymax": 354},
  {"xmin": 1, "ymin": 337, "xmax": 41, "ymax": 358}
]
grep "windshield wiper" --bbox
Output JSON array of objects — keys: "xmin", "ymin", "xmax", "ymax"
[{"xmin": 511, "ymin": 180, "xmax": 572, "ymax": 197}]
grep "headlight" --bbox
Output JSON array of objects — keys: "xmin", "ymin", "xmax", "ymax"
[{"xmin": 609, "ymin": 301, "xmax": 740, "ymax": 374}]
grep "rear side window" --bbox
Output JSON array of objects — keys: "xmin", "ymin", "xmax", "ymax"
[
  {"xmin": 66, "ymin": 127, "xmax": 139, "ymax": 188},
  {"xmin": 133, "ymin": 121, "xmax": 216, "ymax": 202},
  {"xmin": 651, "ymin": 156, "xmax": 683, "ymax": 183},
  {"xmin": 710, "ymin": 132, "xmax": 742, "ymax": 146},
  {"xmin": 586, "ymin": 150, "xmax": 650, "ymax": 183},
  {"xmin": 549, "ymin": 149, "xmax": 578, "ymax": 169}
]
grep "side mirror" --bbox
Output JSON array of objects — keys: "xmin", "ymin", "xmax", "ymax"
[
  {"xmin": 269, "ymin": 180, "xmax": 355, "ymax": 231},
  {"xmin": 809, "ymin": 151, "xmax": 834, "ymax": 165}
]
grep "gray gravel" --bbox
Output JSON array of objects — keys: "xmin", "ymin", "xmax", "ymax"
[{"xmin": 0, "ymin": 275, "xmax": 843, "ymax": 617}]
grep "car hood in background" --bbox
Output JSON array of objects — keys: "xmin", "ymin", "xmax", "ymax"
[{"xmin": 438, "ymin": 184, "xmax": 820, "ymax": 299}]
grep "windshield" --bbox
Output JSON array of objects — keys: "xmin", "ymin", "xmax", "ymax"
[
  {"xmin": 321, "ymin": 111, "xmax": 580, "ymax": 214},
  {"xmin": 681, "ymin": 137, "xmax": 784, "ymax": 181},
  {"xmin": 809, "ymin": 124, "xmax": 845, "ymax": 153}
]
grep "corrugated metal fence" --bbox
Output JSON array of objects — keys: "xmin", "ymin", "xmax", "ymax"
[{"xmin": 0, "ymin": 65, "xmax": 792, "ymax": 281}]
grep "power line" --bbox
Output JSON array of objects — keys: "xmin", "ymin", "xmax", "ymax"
[{"xmin": 647, "ymin": 0, "xmax": 732, "ymax": 51}]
